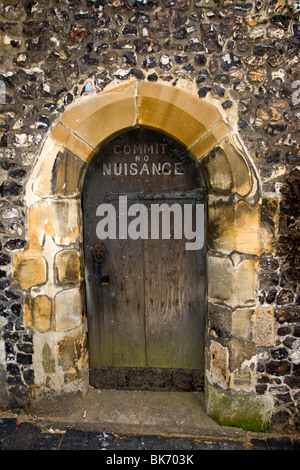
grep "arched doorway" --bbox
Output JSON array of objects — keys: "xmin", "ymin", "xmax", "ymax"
[
  {"xmin": 82, "ymin": 128, "xmax": 207, "ymax": 390},
  {"xmin": 13, "ymin": 80, "xmax": 273, "ymax": 431}
]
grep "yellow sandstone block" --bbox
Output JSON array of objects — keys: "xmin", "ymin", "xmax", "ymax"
[
  {"xmin": 13, "ymin": 250, "xmax": 47, "ymax": 290},
  {"xmin": 55, "ymin": 250, "xmax": 81, "ymax": 285},
  {"xmin": 32, "ymin": 295, "xmax": 52, "ymax": 332}
]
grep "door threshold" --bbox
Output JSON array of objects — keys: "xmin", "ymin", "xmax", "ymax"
[{"xmin": 89, "ymin": 366, "xmax": 204, "ymax": 392}]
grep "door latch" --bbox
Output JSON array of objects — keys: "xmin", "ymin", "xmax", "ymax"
[{"xmin": 92, "ymin": 244, "xmax": 105, "ymax": 262}]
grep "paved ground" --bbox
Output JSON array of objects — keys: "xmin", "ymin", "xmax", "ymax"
[
  {"xmin": 0, "ymin": 389, "xmax": 299, "ymax": 451},
  {"xmin": 0, "ymin": 418, "xmax": 299, "ymax": 451}
]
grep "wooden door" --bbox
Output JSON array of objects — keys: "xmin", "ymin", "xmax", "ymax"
[{"xmin": 82, "ymin": 128, "xmax": 206, "ymax": 390}]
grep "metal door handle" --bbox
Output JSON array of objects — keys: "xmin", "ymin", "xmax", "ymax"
[{"xmin": 92, "ymin": 245, "xmax": 105, "ymax": 262}]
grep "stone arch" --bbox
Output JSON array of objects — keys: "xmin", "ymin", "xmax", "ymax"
[{"xmin": 13, "ymin": 80, "xmax": 274, "ymax": 431}]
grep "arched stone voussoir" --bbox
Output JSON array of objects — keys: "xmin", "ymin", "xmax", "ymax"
[
  {"xmin": 220, "ymin": 136, "xmax": 260, "ymax": 205},
  {"xmin": 137, "ymin": 81, "xmax": 230, "ymax": 152},
  {"xmin": 201, "ymin": 134, "xmax": 260, "ymax": 206},
  {"xmin": 58, "ymin": 80, "xmax": 138, "ymax": 155}
]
